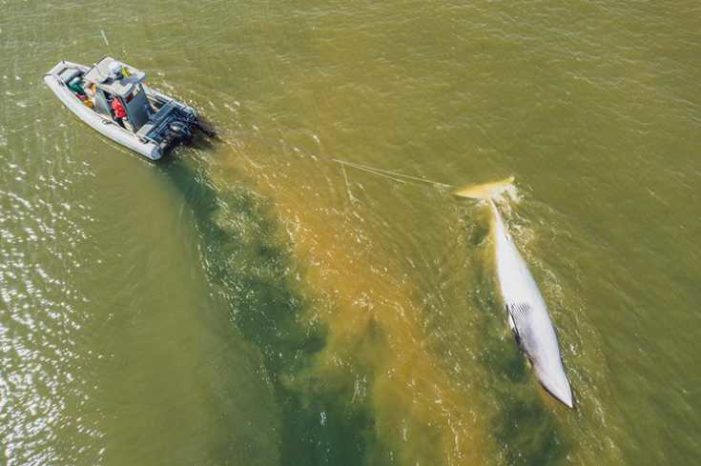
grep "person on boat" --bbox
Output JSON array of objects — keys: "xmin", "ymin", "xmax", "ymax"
[
  {"xmin": 110, "ymin": 97, "xmax": 128, "ymax": 129},
  {"xmin": 85, "ymin": 82, "xmax": 97, "ymax": 97}
]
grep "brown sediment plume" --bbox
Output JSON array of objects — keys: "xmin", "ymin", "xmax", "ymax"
[{"xmin": 212, "ymin": 144, "xmax": 493, "ymax": 465}]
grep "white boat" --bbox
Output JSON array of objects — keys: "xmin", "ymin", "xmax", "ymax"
[{"xmin": 44, "ymin": 57, "xmax": 213, "ymax": 160}]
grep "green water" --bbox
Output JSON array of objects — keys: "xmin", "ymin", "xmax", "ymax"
[{"xmin": 1, "ymin": 1, "xmax": 699, "ymax": 465}]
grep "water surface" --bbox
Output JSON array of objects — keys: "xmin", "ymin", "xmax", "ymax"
[{"xmin": 1, "ymin": 1, "xmax": 699, "ymax": 465}]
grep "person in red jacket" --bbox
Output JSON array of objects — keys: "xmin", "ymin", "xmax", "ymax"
[{"xmin": 110, "ymin": 97, "xmax": 127, "ymax": 129}]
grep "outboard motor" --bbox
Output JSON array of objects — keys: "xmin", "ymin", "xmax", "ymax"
[{"xmin": 168, "ymin": 120, "xmax": 192, "ymax": 142}]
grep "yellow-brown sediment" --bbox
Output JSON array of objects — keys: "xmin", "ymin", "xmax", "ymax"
[{"xmin": 212, "ymin": 146, "xmax": 492, "ymax": 465}]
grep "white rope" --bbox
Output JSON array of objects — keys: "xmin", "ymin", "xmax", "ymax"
[{"xmin": 330, "ymin": 158, "xmax": 454, "ymax": 189}]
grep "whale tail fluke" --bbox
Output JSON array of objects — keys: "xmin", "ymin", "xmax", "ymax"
[{"xmin": 453, "ymin": 176, "xmax": 515, "ymax": 201}]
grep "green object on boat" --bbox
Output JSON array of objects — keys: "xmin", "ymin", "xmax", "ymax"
[{"xmin": 67, "ymin": 77, "xmax": 85, "ymax": 95}]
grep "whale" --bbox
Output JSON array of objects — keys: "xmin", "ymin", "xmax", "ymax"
[{"xmin": 456, "ymin": 178, "xmax": 574, "ymax": 408}]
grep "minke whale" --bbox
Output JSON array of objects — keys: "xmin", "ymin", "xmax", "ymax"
[{"xmin": 455, "ymin": 177, "xmax": 574, "ymax": 408}]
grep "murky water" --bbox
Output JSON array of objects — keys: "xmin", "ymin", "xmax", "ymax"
[{"xmin": 1, "ymin": 1, "xmax": 699, "ymax": 465}]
